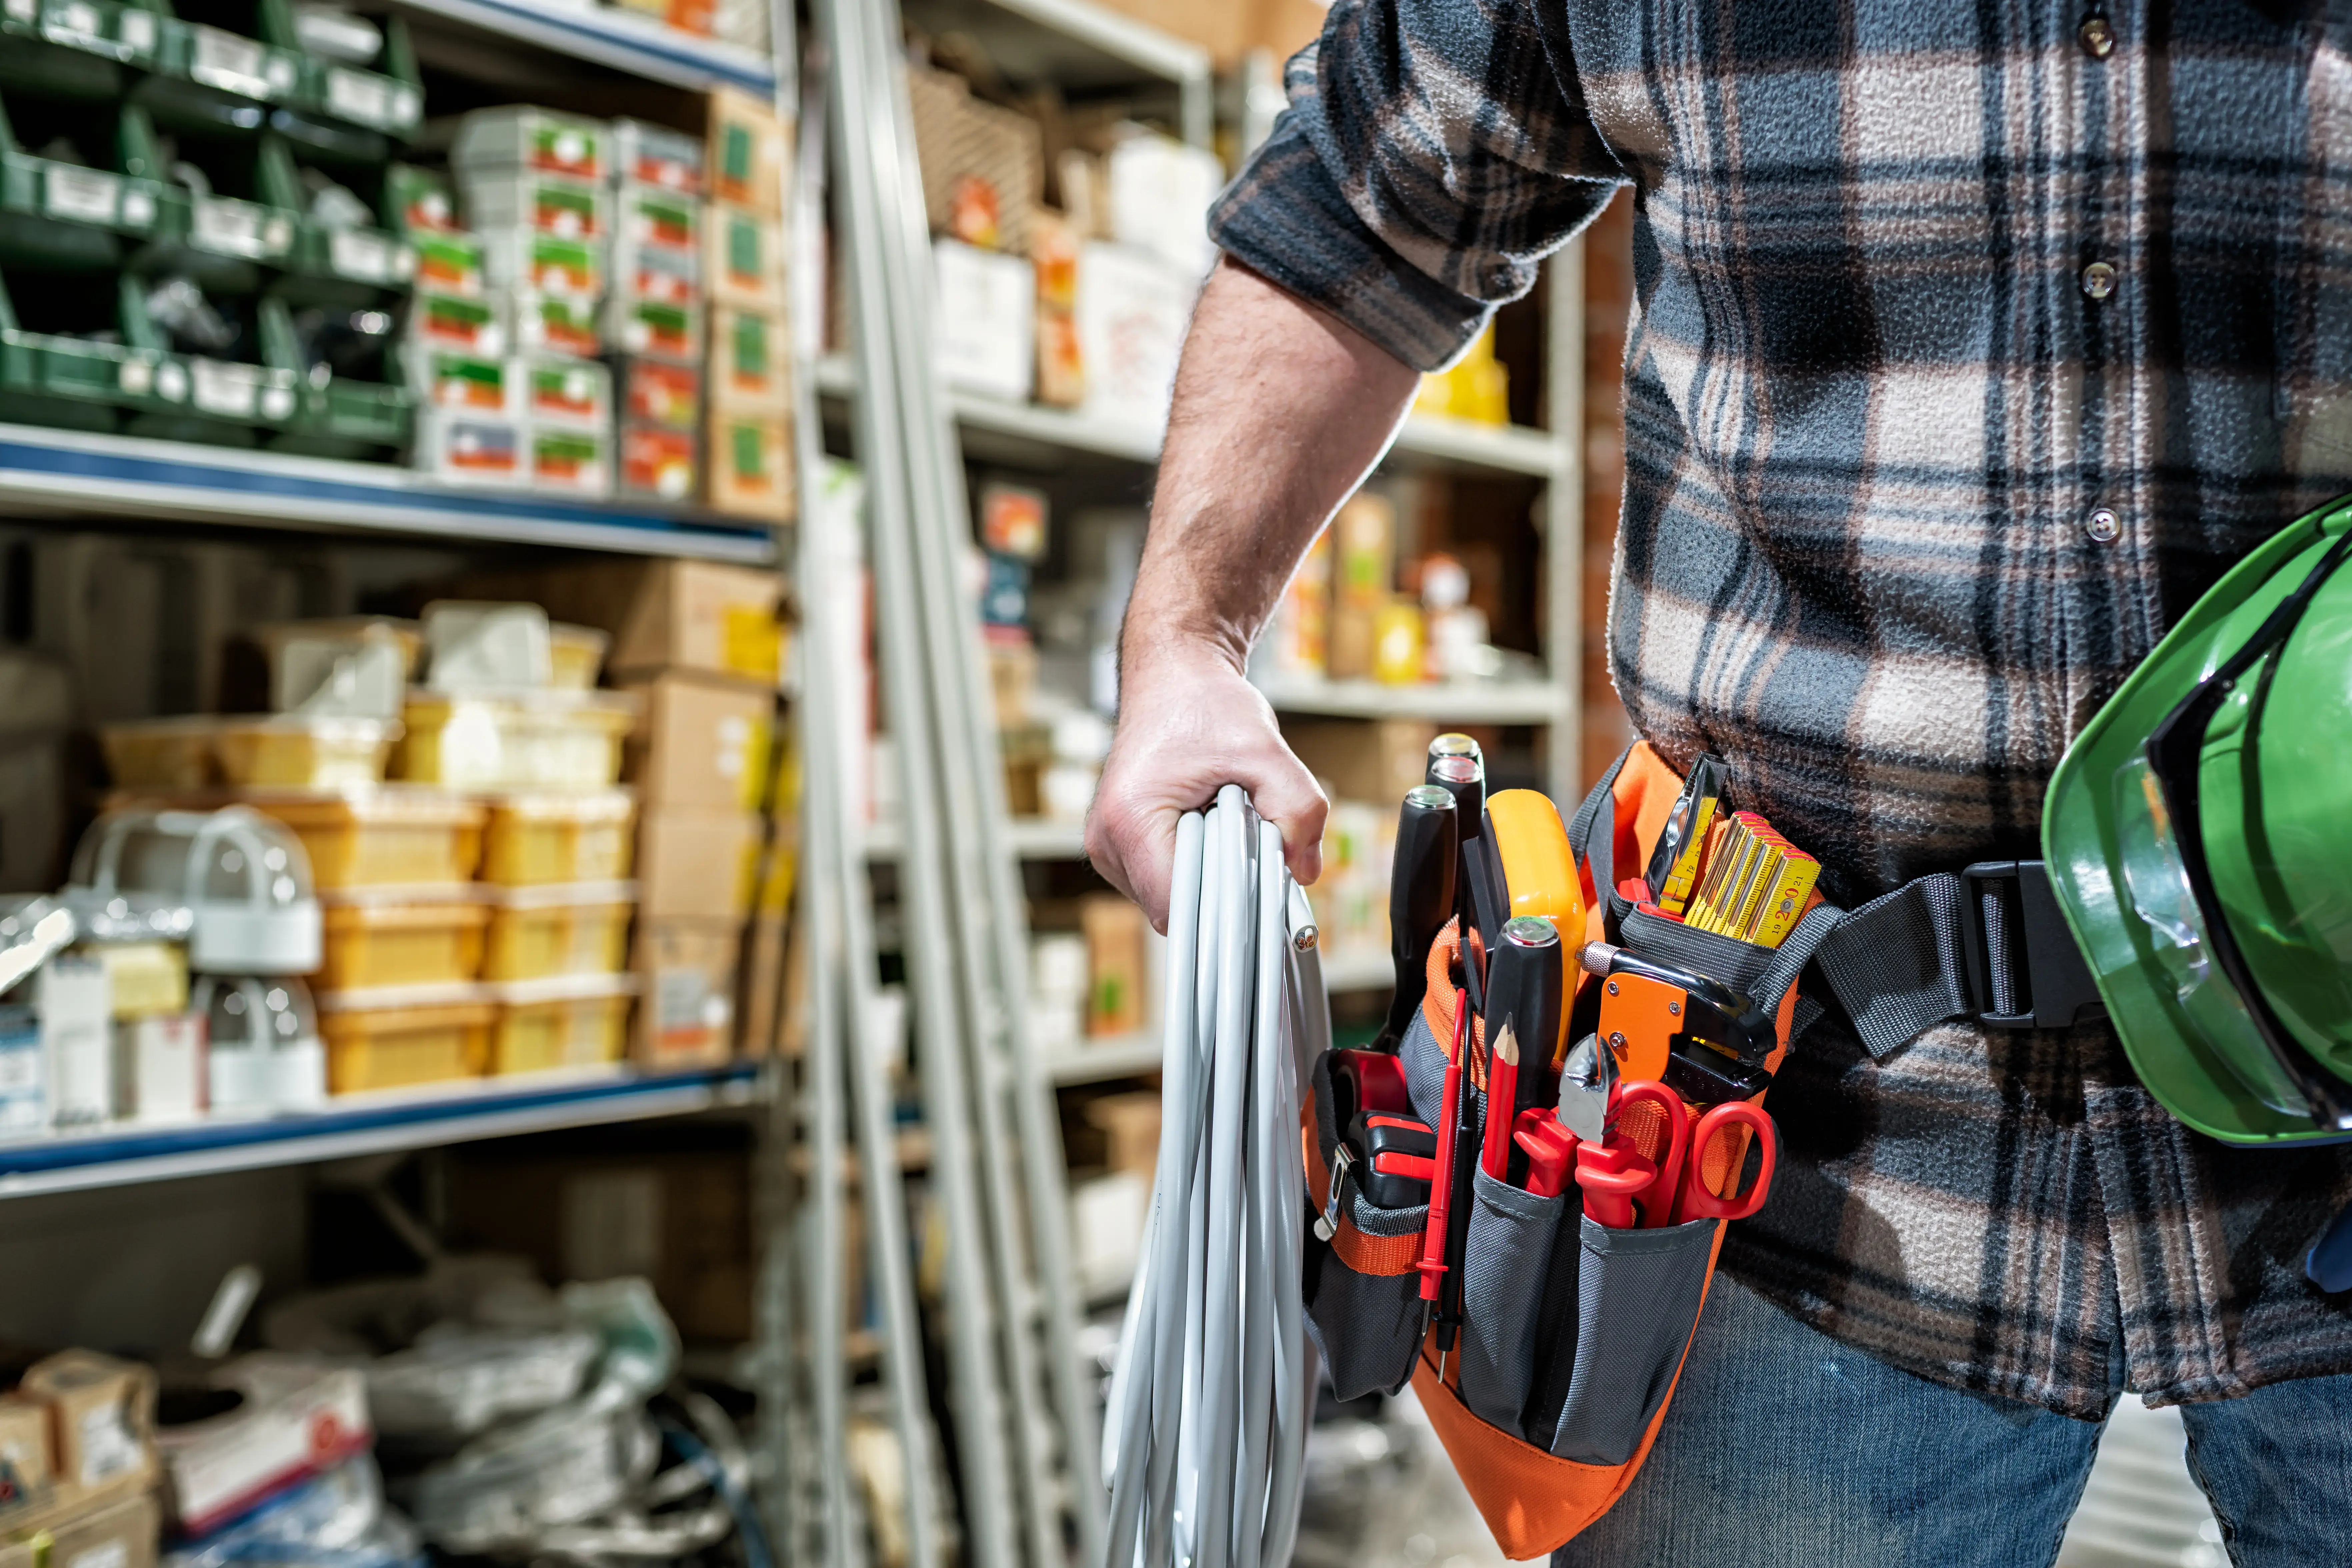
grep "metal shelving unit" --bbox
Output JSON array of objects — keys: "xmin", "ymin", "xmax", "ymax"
[
  {"xmin": 0, "ymin": 1067, "xmax": 764, "ymax": 1199},
  {"xmin": 394, "ymin": 0, "xmax": 776, "ymax": 91},
  {"xmin": 0, "ymin": 423, "xmax": 776, "ymax": 561}
]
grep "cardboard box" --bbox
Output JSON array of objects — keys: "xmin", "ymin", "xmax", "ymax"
[
  {"xmin": 705, "ymin": 411, "xmax": 794, "ymax": 523},
  {"xmin": 622, "ymin": 671, "xmax": 773, "ymax": 812},
  {"xmin": 1075, "ymin": 241, "xmax": 1192, "ymax": 430},
  {"xmin": 632, "ymin": 918, "xmax": 742, "ymax": 1065},
  {"xmin": 1285, "ymin": 718, "xmax": 1440, "ymax": 806},
  {"xmin": 1079, "ymin": 894, "xmax": 1147, "ymax": 1038},
  {"xmin": 112, "ymin": 1013, "xmax": 205, "ymax": 1124},
  {"xmin": 904, "ymin": 65, "xmax": 1042, "ymax": 254},
  {"xmin": 709, "ymin": 306, "xmax": 789, "ymax": 412},
  {"xmin": 936, "ymin": 239, "xmax": 1036, "ymax": 403},
  {"xmin": 0, "ymin": 1395, "xmax": 51, "ymax": 1511},
  {"xmin": 468, "ymin": 559, "xmax": 784, "ymax": 686},
  {"xmin": 39, "ymin": 1488, "xmax": 158, "ymax": 1568},
  {"xmin": 706, "ymin": 204, "xmax": 784, "ymax": 312},
  {"xmin": 637, "ymin": 810, "xmax": 761, "ymax": 922},
  {"xmin": 1084, "ymin": 1091, "xmax": 1161, "ymax": 1176},
  {"xmin": 707, "ymin": 86, "xmax": 788, "ymax": 212},
  {"xmin": 735, "ymin": 909, "xmax": 788, "ymax": 1059},
  {"xmin": 35, "ymin": 956, "xmax": 110, "ymax": 1128},
  {"xmin": 20, "ymin": 1352, "xmax": 156, "ymax": 1496},
  {"xmin": 157, "ymin": 1358, "xmax": 370, "ymax": 1537}
]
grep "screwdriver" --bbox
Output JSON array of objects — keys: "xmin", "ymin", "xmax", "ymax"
[
  {"xmin": 1480, "ymin": 915, "xmax": 1566, "ymax": 1181},
  {"xmin": 1375, "ymin": 785, "xmax": 1459, "ymax": 1051},
  {"xmin": 1426, "ymin": 736, "xmax": 1504, "ymax": 1009}
]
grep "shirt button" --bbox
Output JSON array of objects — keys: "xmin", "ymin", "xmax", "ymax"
[
  {"xmin": 2087, "ymin": 506, "xmax": 2121, "ymax": 543},
  {"xmin": 2079, "ymin": 16, "xmax": 2115, "ymax": 58},
  {"xmin": 2081, "ymin": 260, "xmax": 2118, "ymax": 300}
]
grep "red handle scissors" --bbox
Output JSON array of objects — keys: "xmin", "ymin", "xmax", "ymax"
[
  {"xmin": 1603, "ymin": 1079, "xmax": 1778, "ymax": 1228},
  {"xmin": 1670, "ymin": 1099, "xmax": 1776, "ymax": 1226}
]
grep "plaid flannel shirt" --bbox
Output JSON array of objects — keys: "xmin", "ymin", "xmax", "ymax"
[{"xmin": 1211, "ymin": 0, "xmax": 2352, "ymax": 1418}]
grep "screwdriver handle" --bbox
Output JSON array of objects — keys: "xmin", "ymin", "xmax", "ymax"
[
  {"xmin": 1483, "ymin": 916, "xmax": 1564, "ymax": 1121},
  {"xmin": 1378, "ymin": 785, "xmax": 1458, "ymax": 1049}
]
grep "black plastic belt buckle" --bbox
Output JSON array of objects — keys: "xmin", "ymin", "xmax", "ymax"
[{"xmin": 1957, "ymin": 860, "xmax": 2107, "ymax": 1030}]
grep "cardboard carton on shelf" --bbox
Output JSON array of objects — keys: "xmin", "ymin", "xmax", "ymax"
[
  {"xmin": 705, "ymin": 412, "xmax": 794, "ymax": 524},
  {"xmin": 632, "ymin": 918, "xmax": 742, "ymax": 1066},
  {"xmin": 620, "ymin": 671, "xmax": 774, "ymax": 814},
  {"xmin": 461, "ymin": 560, "xmax": 784, "ymax": 688},
  {"xmin": 0, "ymin": 1396, "xmax": 50, "ymax": 1512},
  {"xmin": 706, "ymin": 86, "xmax": 789, "ymax": 213},
  {"xmin": 636, "ymin": 810, "xmax": 761, "ymax": 923},
  {"xmin": 19, "ymin": 1351, "xmax": 157, "ymax": 1498},
  {"xmin": 1284, "ymin": 717, "xmax": 1442, "ymax": 806},
  {"xmin": 0, "ymin": 1489, "xmax": 159, "ymax": 1568}
]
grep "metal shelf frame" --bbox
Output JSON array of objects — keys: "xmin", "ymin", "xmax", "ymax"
[
  {"xmin": 394, "ymin": 0, "xmax": 776, "ymax": 91},
  {"xmin": 0, "ymin": 423, "xmax": 776, "ymax": 560},
  {"xmin": 0, "ymin": 1066, "xmax": 764, "ymax": 1199}
]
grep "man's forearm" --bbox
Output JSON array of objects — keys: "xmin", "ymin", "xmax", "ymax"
[
  {"xmin": 1085, "ymin": 258, "xmax": 1420, "ymax": 926},
  {"xmin": 1120, "ymin": 259, "xmax": 1422, "ymax": 677}
]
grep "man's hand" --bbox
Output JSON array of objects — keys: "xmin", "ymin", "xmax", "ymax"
[
  {"xmin": 1083, "ymin": 259, "xmax": 1421, "ymax": 930},
  {"xmin": 1084, "ymin": 638, "xmax": 1326, "ymax": 930}
]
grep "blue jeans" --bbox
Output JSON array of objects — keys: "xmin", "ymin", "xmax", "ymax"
[{"xmin": 1553, "ymin": 1273, "xmax": 2352, "ymax": 1567}]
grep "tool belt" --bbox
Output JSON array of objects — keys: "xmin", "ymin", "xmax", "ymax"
[
  {"xmin": 1298, "ymin": 740, "xmax": 2106, "ymax": 1559},
  {"xmin": 1573, "ymin": 743, "xmax": 2107, "ymax": 1057}
]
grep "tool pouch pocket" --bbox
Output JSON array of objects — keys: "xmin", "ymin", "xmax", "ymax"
[
  {"xmin": 1303, "ymin": 1049, "xmax": 1430, "ymax": 1402},
  {"xmin": 1546, "ymin": 1215, "xmax": 1720, "ymax": 1465},
  {"xmin": 1455, "ymin": 1167, "xmax": 1566, "ymax": 1431}
]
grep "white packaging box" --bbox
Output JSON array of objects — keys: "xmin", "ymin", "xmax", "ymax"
[
  {"xmin": 1104, "ymin": 133, "xmax": 1223, "ymax": 278},
  {"xmin": 1075, "ymin": 241, "xmax": 1194, "ymax": 433},
  {"xmin": 0, "ymin": 1007, "xmax": 41, "ymax": 1133},
  {"xmin": 115, "ymin": 1011, "xmax": 206, "ymax": 1123},
  {"xmin": 416, "ymin": 408, "xmax": 527, "ymax": 490},
  {"xmin": 1068, "ymin": 1169, "xmax": 1148, "ymax": 1297},
  {"xmin": 461, "ymin": 171, "xmax": 608, "ymax": 243},
  {"xmin": 38, "ymin": 954, "xmax": 112, "ymax": 1126},
  {"xmin": 933, "ymin": 237, "xmax": 1034, "ymax": 403},
  {"xmin": 525, "ymin": 422, "xmax": 616, "ymax": 499}
]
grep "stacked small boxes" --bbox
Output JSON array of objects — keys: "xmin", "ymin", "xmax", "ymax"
[
  {"xmin": 459, "ymin": 559, "xmax": 785, "ymax": 1066},
  {"xmin": 393, "ymin": 163, "xmax": 519, "ymax": 487},
  {"xmin": 702, "ymin": 89, "xmax": 795, "ymax": 521},
  {"xmin": 453, "ymin": 108, "xmax": 615, "ymax": 497},
  {"xmin": 609, "ymin": 119, "xmax": 706, "ymax": 504}
]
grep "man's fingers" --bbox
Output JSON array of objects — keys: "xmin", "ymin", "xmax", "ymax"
[{"xmin": 1247, "ymin": 753, "xmax": 1329, "ymax": 888}]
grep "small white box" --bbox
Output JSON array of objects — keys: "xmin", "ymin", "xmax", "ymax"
[
  {"xmin": 934, "ymin": 237, "xmax": 1034, "ymax": 403},
  {"xmin": 416, "ymin": 408, "xmax": 526, "ymax": 489},
  {"xmin": 37, "ymin": 955, "xmax": 112, "ymax": 1126},
  {"xmin": 1104, "ymin": 133, "xmax": 1222, "ymax": 278},
  {"xmin": 460, "ymin": 171, "xmax": 607, "ymax": 243},
  {"xmin": 115, "ymin": 1011, "xmax": 206, "ymax": 1123},
  {"xmin": 0, "ymin": 1006, "xmax": 42, "ymax": 1132},
  {"xmin": 1076, "ymin": 241, "xmax": 1194, "ymax": 432},
  {"xmin": 1069, "ymin": 1170, "xmax": 1148, "ymax": 1297}
]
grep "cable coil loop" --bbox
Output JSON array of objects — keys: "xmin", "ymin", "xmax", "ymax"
[{"xmin": 1101, "ymin": 786, "xmax": 1327, "ymax": 1568}]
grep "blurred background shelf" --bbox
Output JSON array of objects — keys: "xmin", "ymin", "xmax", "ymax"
[
  {"xmin": 394, "ymin": 0, "xmax": 777, "ymax": 91},
  {"xmin": 1041, "ymin": 1031, "xmax": 1161, "ymax": 1084},
  {"xmin": 865, "ymin": 815, "xmax": 1091, "ymax": 860},
  {"xmin": 0, "ymin": 1066, "xmax": 766, "ymax": 1200},
  {"xmin": 1316, "ymin": 949, "xmax": 1395, "ymax": 993},
  {"xmin": 0, "ymin": 424, "xmax": 778, "ymax": 561},
  {"xmin": 1253, "ymin": 674, "xmax": 1569, "ymax": 725}
]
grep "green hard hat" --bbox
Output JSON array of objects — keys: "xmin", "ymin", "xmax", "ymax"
[{"xmin": 2045, "ymin": 496, "xmax": 2352, "ymax": 1145}]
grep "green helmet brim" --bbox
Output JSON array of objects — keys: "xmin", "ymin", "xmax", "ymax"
[{"xmin": 2044, "ymin": 498, "xmax": 2352, "ymax": 1144}]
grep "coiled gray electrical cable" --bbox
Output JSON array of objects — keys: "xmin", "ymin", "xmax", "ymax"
[{"xmin": 1102, "ymin": 786, "xmax": 1323, "ymax": 1568}]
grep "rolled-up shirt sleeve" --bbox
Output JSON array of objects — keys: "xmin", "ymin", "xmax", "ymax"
[{"xmin": 1209, "ymin": 0, "xmax": 1626, "ymax": 371}]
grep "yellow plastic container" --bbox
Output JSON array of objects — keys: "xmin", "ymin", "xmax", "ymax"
[
  {"xmin": 100, "ymin": 716, "xmax": 400, "ymax": 789},
  {"xmin": 488, "ymin": 976, "xmax": 635, "ymax": 1073},
  {"xmin": 548, "ymin": 623, "xmax": 610, "ymax": 690},
  {"xmin": 397, "ymin": 691, "xmax": 638, "ymax": 791},
  {"xmin": 318, "ymin": 895, "xmax": 491, "ymax": 989},
  {"xmin": 480, "ymin": 792, "xmax": 636, "ymax": 885},
  {"xmin": 249, "ymin": 792, "xmax": 488, "ymax": 888},
  {"xmin": 214, "ymin": 717, "xmax": 400, "ymax": 788},
  {"xmin": 98, "ymin": 718, "xmax": 218, "ymax": 790},
  {"xmin": 316, "ymin": 988, "xmax": 495, "ymax": 1092},
  {"xmin": 482, "ymin": 881, "xmax": 636, "ymax": 980}
]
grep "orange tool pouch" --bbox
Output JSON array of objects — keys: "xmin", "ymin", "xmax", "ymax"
[{"xmin": 1298, "ymin": 742, "xmax": 1802, "ymax": 1560}]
